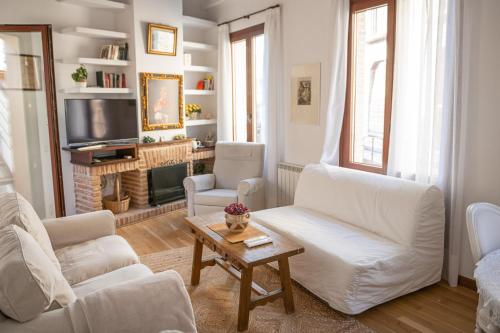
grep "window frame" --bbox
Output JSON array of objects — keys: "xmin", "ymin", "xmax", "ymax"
[
  {"xmin": 340, "ymin": 0, "xmax": 396, "ymax": 174},
  {"xmin": 229, "ymin": 23, "xmax": 264, "ymax": 142}
]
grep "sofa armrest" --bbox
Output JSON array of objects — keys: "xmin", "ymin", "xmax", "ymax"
[
  {"xmin": 67, "ymin": 270, "xmax": 197, "ymax": 333},
  {"xmin": 183, "ymin": 173, "xmax": 215, "ymax": 193},
  {"xmin": 238, "ymin": 177, "xmax": 266, "ymax": 211},
  {"xmin": 42, "ymin": 210, "xmax": 116, "ymax": 250}
]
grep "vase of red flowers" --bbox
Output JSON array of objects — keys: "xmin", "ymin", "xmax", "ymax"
[{"xmin": 224, "ymin": 202, "xmax": 250, "ymax": 233}]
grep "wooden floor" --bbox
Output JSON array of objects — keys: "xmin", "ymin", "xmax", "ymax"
[{"xmin": 117, "ymin": 210, "xmax": 478, "ymax": 333}]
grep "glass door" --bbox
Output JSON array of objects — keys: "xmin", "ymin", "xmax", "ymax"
[{"xmin": 0, "ymin": 25, "xmax": 64, "ymax": 218}]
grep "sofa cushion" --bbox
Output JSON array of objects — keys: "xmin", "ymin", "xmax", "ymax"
[
  {"xmin": 252, "ymin": 206, "xmax": 417, "ymax": 314},
  {"xmin": 194, "ymin": 189, "xmax": 238, "ymax": 207},
  {"xmin": 0, "ymin": 225, "xmax": 76, "ymax": 322},
  {"xmin": 0, "ymin": 192, "xmax": 61, "ymax": 271},
  {"xmin": 56, "ymin": 235, "xmax": 139, "ymax": 285},
  {"xmin": 294, "ymin": 164, "xmax": 444, "ymax": 247},
  {"xmin": 72, "ymin": 264, "xmax": 153, "ymax": 299}
]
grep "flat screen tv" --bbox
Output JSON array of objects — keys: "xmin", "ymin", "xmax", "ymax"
[{"xmin": 65, "ymin": 99, "xmax": 139, "ymax": 146}]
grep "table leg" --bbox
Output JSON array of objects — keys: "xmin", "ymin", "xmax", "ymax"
[
  {"xmin": 237, "ymin": 266, "xmax": 253, "ymax": 332},
  {"xmin": 278, "ymin": 258, "xmax": 295, "ymax": 314},
  {"xmin": 191, "ymin": 238, "xmax": 203, "ymax": 285}
]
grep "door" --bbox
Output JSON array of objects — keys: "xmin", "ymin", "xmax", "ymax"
[{"xmin": 0, "ymin": 25, "xmax": 64, "ymax": 218}]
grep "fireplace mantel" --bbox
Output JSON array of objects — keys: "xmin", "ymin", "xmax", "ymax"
[{"xmin": 70, "ymin": 140, "xmax": 215, "ymax": 226}]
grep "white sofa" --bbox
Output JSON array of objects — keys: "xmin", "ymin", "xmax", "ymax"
[
  {"xmin": 252, "ymin": 163, "xmax": 445, "ymax": 314},
  {"xmin": 184, "ymin": 142, "xmax": 265, "ymax": 216},
  {"xmin": 0, "ymin": 192, "xmax": 197, "ymax": 333}
]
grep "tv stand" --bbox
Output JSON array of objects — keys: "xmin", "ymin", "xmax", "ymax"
[{"xmin": 63, "ymin": 144, "xmax": 138, "ymax": 167}]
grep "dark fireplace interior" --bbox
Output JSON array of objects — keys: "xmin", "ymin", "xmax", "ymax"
[{"xmin": 148, "ymin": 163, "xmax": 187, "ymax": 206}]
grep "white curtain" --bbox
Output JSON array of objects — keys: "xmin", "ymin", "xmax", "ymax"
[
  {"xmin": 320, "ymin": 0, "xmax": 350, "ymax": 165},
  {"xmin": 217, "ymin": 24, "xmax": 233, "ymax": 141},
  {"xmin": 260, "ymin": 7, "xmax": 284, "ymax": 208},
  {"xmin": 388, "ymin": 0, "xmax": 464, "ymax": 286}
]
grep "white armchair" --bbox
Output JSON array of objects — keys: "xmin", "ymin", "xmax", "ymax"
[
  {"xmin": 184, "ymin": 142, "xmax": 265, "ymax": 216},
  {"xmin": 466, "ymin": 203, "xmax": 500, "ymax": 333}
]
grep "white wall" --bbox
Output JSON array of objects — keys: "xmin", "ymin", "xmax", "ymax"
[
  {"xmin": 459, "ymin": 0, "xmax": 500, "ymax": 278},
  {"xmin": 207, "ymin": 0, "xmax": 334, "ymax": 165}
]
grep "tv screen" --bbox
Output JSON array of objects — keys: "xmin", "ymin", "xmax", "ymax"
[{"xmin": 65, "ymin": 99, "xmax": 138, "ymax": 146}]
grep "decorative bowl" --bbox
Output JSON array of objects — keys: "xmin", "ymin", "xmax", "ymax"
[{"xmin": 225, "ymin": 213, "xmax": 250, "ymax": 233}]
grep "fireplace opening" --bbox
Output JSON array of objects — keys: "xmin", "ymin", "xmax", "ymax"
[{"xmin": 148, "ymin": 163, "xmax": 187, "ymax": 206}]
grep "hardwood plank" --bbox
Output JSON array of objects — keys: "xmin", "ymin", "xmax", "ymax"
[{"xmin": 118, "ymin": 209, "xmax": 479, "ymax": 333}]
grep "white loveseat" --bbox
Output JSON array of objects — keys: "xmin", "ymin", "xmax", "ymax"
[
  {"xmin": 252, "ymin": 164, "xmax": 445, "ymax": 314},
  {"xmin": 0, "ymin": 192, "xmax": 196, "ymax": 333}
]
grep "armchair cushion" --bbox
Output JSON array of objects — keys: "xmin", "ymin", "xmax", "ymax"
[
  {"xmin": 67, "ymin": 270, "xmax": 196, "ymax": 333},
  {"xmin": 194, "ymin": 189, "xmax": 237, "ymax": 207},
  {"xmin": 0, "ymin": 192, "xmax": 61, "ymax": 271},
  {"xmin": 0, "ymin": 225, "xmax": 76, "ymax": 322},
  {"xmin": 56, "ymin": 235, "xmax": 139, "ymax": 285},
  {"xmin": 43, "ymin": 210, "xmax": 116, "ymax": 250}
]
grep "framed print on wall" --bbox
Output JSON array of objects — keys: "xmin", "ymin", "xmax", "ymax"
[
  {"xmin": 140, "ymin": 72, "xmax": 184, "ymax": 131},
  {"xmin": 147, "ymin": 23, "xmax": 177, "ymax": 56},
  {"xmin": 291, "ymin": 63, "xmax": 321, "ymax": 125}
]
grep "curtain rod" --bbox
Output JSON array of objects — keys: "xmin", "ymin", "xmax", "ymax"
[{"xmin": 217, "ymin": 4, "xmax": 280, "ymax": 26}]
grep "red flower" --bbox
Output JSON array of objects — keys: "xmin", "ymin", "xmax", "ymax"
[{"xmin": 224, "ymin": 202, "xmax": 249, "ymax": 215}]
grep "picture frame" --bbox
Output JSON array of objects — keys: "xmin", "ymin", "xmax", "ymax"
[
  {"xmin": 140, "ymin": 72, "xmax": 184, "ymax": 131},
  {"xmin": 291, "ymin": 63, "xmax": 321, "ymax": 125},
  {"xmin": 3, "ymin": 54, "xmax": 42, "ymax": 90},
  {"xmin": 147, "ymin": 23, "xmax": 177, "ymax": 56}
]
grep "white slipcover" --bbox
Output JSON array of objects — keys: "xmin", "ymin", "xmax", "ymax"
[{"xmin": 252, "ymin": 163, "xmax": 445, "ymax": 314}]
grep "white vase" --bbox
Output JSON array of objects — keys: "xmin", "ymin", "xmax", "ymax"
[
  {"xmin": 225, "ymin": 213, "xmax": 250, "ymax": 233},
  {"xmin": 75, "ymin": 81, "xmax": 87, "ymax": 88}
]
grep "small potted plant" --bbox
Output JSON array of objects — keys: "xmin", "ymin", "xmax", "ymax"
[
  {"xmin": 71, "ymin": 65, "xmax": 88, "ymax": 87},
  {"xmin": 224, "ymin": 202, "xmax": 250, "ymax": 233},
  {"xmin": 186, "ymin": 103, "xmax": 202, "ymax": 120}
]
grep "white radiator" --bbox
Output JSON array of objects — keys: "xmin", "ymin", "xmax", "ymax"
[{"xmin": 277, "ymin": 162, "xmax": 304, "ymax": 206}]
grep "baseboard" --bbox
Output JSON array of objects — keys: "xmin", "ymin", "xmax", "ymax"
[{"xmin": 458, "ymin": 275, "xmax": 477, "ymax": 291}]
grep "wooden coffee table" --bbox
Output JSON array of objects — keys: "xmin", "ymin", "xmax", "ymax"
[{"xmin": 185, "ymin": 212, "xmax": 304, "ymax": 332}]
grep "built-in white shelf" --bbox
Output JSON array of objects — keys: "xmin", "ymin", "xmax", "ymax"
[
  {"xmin": 57, "ymin": 0, "xmax": 128, "ymax": 10},
  {"xmin": 61, "ymin": 87, "xmax": 132, "ymax": 94},
  {"xmin": 184, "ymin": 41, "xmax": 217, "ymax": 52},
  {"xmin": 182, "ymin": 16, "xmax": 217, "ymax": 29},
  {"xmin": 186, "ymin": 119, "xmax": 217, "ymax": 126},
  {"xmin": 61, "ymin": 57, "xmax": 130, "ymax": 66},
  {"xmin": 184, "ymin": 65, "xmax": 216, "ymax": 73},
  {"xmin": 61, "ymin": 26, "xmax": 128, "ymax": 39},
  {"xmin": 185, "ymin": 89, "xmax": 216, "ymax": 96}
]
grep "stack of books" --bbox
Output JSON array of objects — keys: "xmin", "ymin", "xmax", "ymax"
[
  {"xmin": 99, "ymin": 43, "xmax": 128, "ymax": 60},
  {"xmin": 96, "ymin": 71, "xmax": 127, "ymax": 88}
]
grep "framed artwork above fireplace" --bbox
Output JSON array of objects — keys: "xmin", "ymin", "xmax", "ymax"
[{"xmin": 140, "ymin": 72, "xmax": 184, "ymax": 131}]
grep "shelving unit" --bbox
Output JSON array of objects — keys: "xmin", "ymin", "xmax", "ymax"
[
  {"xmin": 184, "ymin": 41, "xmax": 217, "ymax": 52},
  {"xmin": 182, "ymin": 15, "xmax": 217, "ymax": 29},
  {"xmin": 185, "ymin": 89, "xmax": 216, "ymax": 96},
  {"xmin": 57, "ymin": 0, "xmax": 128, "ymax": 10},
  {"xmin": 186, "ymin": 119, "xmax": 217, "ymax": 126},
  {"xmin": 61, "ymin": 87, "xmax": 132, "ymax": 94},
  {"xmin": 60, "ymin": 26, "xmax": 128, "ymax": 39},
  {"xmin": 61, "ymin": 57, "xmax": 130, "ymax": 66},
  {"xmin": 184, "ymin": 65, "xmax": 216, "ymax": 73}
]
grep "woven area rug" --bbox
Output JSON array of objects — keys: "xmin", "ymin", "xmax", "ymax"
[{"xmin": 140, "ymin": 246, "xmax": 373, "ymax": 333}]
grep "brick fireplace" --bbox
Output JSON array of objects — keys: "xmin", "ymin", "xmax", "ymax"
[{"xmin": 71, "ymin": 139, "xmax": 214, "ymax": 227}]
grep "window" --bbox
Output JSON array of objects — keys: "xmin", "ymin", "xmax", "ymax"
[
  {"xmin": 230, "ymin": 24, "xmax": 265, "ymax": 142},
  {"xmin": 340, "ymin": 0, "xmax": 395, "ymax": 174}
]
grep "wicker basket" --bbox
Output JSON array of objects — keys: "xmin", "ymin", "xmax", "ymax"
[{"xmin": 103, "ymin": 174, "xmax": 130, "ymax": 214}]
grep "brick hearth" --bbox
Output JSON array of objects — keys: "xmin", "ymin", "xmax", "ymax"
[{"xmin": 72, "ymin": 140, "xmax": 214, "ymax": 227}]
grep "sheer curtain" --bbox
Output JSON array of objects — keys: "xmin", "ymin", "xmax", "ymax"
[
  {"xmin": 259, "ymin": 6, "xmax": 284, "ymax": 208},
  {"xmin": 217, "ymin": 24, "xmax": 233, "ymax": 141},
  {"xmin": 320, "ymin": 0, "xmax": 350, "ymax": 165},
  {"xmin": 388, "ymin": 0, "xmax": 464, "ymax": 286}
]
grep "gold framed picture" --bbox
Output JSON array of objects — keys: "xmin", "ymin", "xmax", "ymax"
[
  {"xmin": 147, "ymin": 23, "xmax": 177, "ymax": 56},
  {"xmin": 141, "ymin": 73, "xmax": 184, "ymax": 131}
]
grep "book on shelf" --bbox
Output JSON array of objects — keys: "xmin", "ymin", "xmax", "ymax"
[
  {"xmin": 99, "ymin": 43, "xmax": 128, "ymax": 61},
  {"xmin": 96, "ymin": 71, "xmax": 127, "ymax": 88}
]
